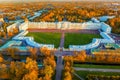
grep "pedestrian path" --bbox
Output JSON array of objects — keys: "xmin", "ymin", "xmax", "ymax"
[
  {"xmin": 55, "ymin": 32, "xmax": 65, "ymax": 80},
  {"xmin": 55, "ymin": 56, "xmax": 63, "ymax": 80},
  {"xmin": 59, "ymin": 32, "xmax": 65, "ymax": 48},
  {"xmin": 74, "ymin": 67, "xmax": 120, "ymax": 72}
]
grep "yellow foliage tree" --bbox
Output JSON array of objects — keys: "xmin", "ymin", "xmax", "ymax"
[
  {"xmin": 22, "ymin": 57, "xmax": 38, "ymax": 80},
  {"xmin": 0, "ymin": 57, "xmax": 3, "ymax": 62}
]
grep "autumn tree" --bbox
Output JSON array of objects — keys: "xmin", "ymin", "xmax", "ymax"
[
  {"xmin": 43, "ymin": 65, "xmax": 53, "ymax": 80},
  {"xmin": 43, "ymin": 56, "xmax": 56, "ymax": 69},
  {"xmin": 9, "ymin": 61, "xmax": 26, "ymax": 80},
  {"xmin": 73, "ymin": 49, "xmax": 120, "ymax": 64},
  {"xmin": 40, "ymin": 47, "xmax": 56, "ymax": 80},
  {"xmin": 6, "ymin": 48, "xmax": 19, "ymax": 59},
  {"xmin": 73, "ymin": 50, "xmax": 87, "ymax": 62},
  {"xmin": 22, "ymin": 57, "xmax": 39, "ymax": 80},
  {"xmin": 3, "ymin": 22, "xmax": 7, "ymax": 34},
  {"xmin": 0, "ymin": 57, "xmax": 8, "ymax": 79},
  {"xmin": 29, "ymin": 47, "xmax": 38, "ymax": 60},
  {"xmin": 63, "ymin": 56, "xmax": 74, "ymax": 80},
  {"xmin": 3, "ymin": 32, "xmax": 7, "ymax": 39},
  {"xmin": 40, "ymin": 47, "xmax": 51, "ymax": 56},
  {"xmin": 107, "ymin": 17, "xmax": 120, "ymax": 34},
  {"xmin": 0, "ymin": 56, "xmax": 4, "ymax": 63},
  {"xmin": 13, "ymin": 27, "xmax": 19, "ymax": 34},
  {"xmin": 8, "ymin": 31, "xmax": 13, "ymax": 37}
]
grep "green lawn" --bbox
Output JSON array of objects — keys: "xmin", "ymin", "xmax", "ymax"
[
  {"xmin": 74, "ymin": 64, "xmax": 120, "ymax": 69},
  {"xmin": 26, "ymin": 32, "xmax": 61, "ymax": 48},
  {"xmin": 76, "ymin": 71, "xmax": 120, "ymax": 79},
  {"xmin": 64, "ymin": 33, "xmax": 101, "ymax": 48}
]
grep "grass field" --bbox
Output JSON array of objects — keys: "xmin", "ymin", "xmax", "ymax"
[
  {"xmin": 64, "ymin": 33, "xmax": 101, "ymax": 48},
  {"xmin": 26, "ymin": 32, "xmax": 61, "ymax": 48},
  {"xmin": 74, "ymin": 64, "xmax": 120, "ymax": 69},
  {"xmin": 26, "ymin": 33, "xmax": 101, "ymax": 48},
  {"xmin": 76, "ymin": 71, "xmax": 120, "ymax": 79}
]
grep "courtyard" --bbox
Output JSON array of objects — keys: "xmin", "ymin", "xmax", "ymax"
[
  {"xmin": 26, "ymin": 32, "xmax": 61, "ymax": 48},
  {"xmin": 64, "ymin": 33, "xmax": 101, "ymax": 48},
  {"xmin": 26, "ymin": 32, "xmax": 101, "ymax": 48}
]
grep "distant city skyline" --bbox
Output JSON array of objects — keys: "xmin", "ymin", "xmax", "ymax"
[{"xmin": 0, "ymin": 0, "xmax": 120, "ymax": 2}]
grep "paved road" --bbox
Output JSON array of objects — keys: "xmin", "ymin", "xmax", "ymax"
[
  {"xmin": 108, "ymin": 33, "xmax": 120, "ymax": 44},
  {"xmin": 55, "ymin": 32, "xmax": 65, "ymax": 80},
  {"xmin": 73, "ymin": 72, "xmax": 84, "ymax": 80},
  {"xmin": 55, "ymin": 50, "xmax": 74, "ymax": 56},
  {"xmin": 74, "ymin": 67, "xmax": 120, "ymax": 72},
  {"xmin": 55, "ymin": 55, "xmax": 63, "ymax": 80},
  {"xmin": 60, "ymin": 32, "xmax": 65, "ymax": 48}
]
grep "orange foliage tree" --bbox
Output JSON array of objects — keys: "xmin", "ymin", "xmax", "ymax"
[
  {"xmin": 40, "ymin": 47, "xmax": 56, "ymax": 80},
  {"xmin": 22, "ymin": 57, "xmax": 39, "ymax": 80},
  {"xmin": 63, "ymin": 56, "xmax": 74, "ymax": 80}
]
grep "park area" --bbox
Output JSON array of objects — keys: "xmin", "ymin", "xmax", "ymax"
[
  {"xmin": 64, "ymin": 33, "xmax": 101, "ymax": 48},
  {"xmin": 75, "ymin": 70, "xmax": 120, "ymax": 79},
  {"xmin": 26, "ymin": 32, "xmax": 61, "ymax": 48}
]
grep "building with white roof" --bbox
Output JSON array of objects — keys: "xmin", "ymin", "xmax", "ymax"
[
  {"xmin": 0, "ymin": 17, "xmax": 116, "ymax": 51},
  {"xmin": 101, "ymin": 22, "xmax": 112, "ymax": 33}
]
